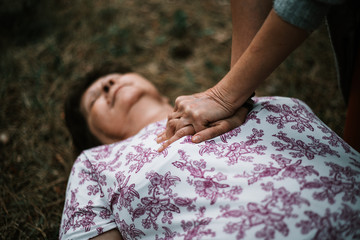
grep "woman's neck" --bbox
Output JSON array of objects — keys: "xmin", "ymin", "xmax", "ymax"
[{"xmin": 123, "ymin": 95, "xmax": 173, "ymax": 139}]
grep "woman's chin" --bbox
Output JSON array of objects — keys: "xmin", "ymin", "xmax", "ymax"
[{"xmin": 115, "ymin": 86, "xmax": 144, "ymax": 108}]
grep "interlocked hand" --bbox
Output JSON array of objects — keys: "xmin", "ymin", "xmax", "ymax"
[{"xmin": 157, "ymin": 88, "xmax": 251, "ymax": 151}]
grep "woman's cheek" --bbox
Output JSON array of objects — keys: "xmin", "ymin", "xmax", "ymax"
[{"xmin": 91, "ymin": 101, "xmax": 108, "ymax": 122}]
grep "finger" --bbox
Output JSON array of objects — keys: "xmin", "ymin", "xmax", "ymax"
[
  {"xmin": 179, "ymin": 101, "xmax": 211, "ymax": 133},
  {"xmin": 174, "ymin": 95, "xmax": 197, "ymax": 112},
  {"xmin": 158, "ymin": 125, "xmax": 195, "ymax": 152},
  {"xmin": 164, "ymin": 118, "xmax": 178, "ymax": 139},
  {"xmin": 156, "ymin": 131, "xmax": 167, "ymax": 143},
  {"xmin": 167, "ymin": 111, "xmax": 182, "ymax": 120},
  {"xmin": 174, "ymin": 95, "xmax": 188, "ymax": 111},
  {"xmin": 157, "ymin": 116, "xmax": 188, "ymax": 143},
  {"xmin": 191, "ymin": 121, "xmax": 231, "ymax": 143},
  {"xmin": 165, "ymin": 110, "xmax": 190, "ymax": 138},
  {"xmin": 167, "ymin": 116, "xmax": 194, "ymax": 139},
  {"xmin": 192, "ymin": 107, "xmax": 248, "ymax": 143},
  {"xmin": 181, "ymin": 105, "xmax": 204, "ymax": 132}
]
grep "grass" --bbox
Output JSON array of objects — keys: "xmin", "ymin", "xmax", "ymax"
[{"xmin": 0, "ymin": 0, "xmax": 345, "ymax": 239}]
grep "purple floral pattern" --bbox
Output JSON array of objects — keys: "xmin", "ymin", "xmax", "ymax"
[
  {"xmin": 109, "ymin": 171, "xmax": 140, "ymax": 212},
  {"xmin": 318, "ymin": 125, "xmax": 354, "ymax": 154},
  {"xmin": 60, "ymin": 97, "xmax": 360, "ymax": 239},
  {"xmin": 263, "ymin": 99, "xmax": 316, "ymax": 133},
  {"xmin": 296, "ymin": 204, "xmax": 360, "ymax": 239},
  {"xmin": 125, "ymin": 143, "xmax": 167, "ymax": 173},
  {"xmin": 235, "ymin": 154, "xmax": 319, "ymax": 185},
  {"xmin": 218, "ymin": 181, "xmax": 310, "ymax": 240},
  {"xmin": 301, "ymin": 161, "xmax": 360, "ymax": 204},
  {"xmin": 272, "ymin": 131, "xmax": 339, "ymax": 160},
  {"xmin": 173, "ymin": 150, "xmax": 242, "ymax": 204},
  {"xmin": 198, "ymin": 128, "xmax": 267, "ymax": 165},
  {"xmin": 178, "ymin": 207, "xmax": 215, "ymax": 240},
  {"xmin": 132, "ymin": 171, "xmax": 181, "ymax": 230},
  {"xmin": 219, "ymin": 127, "xmax": 242, "ymax": 143},
  {"xmin": 115, "ymin": 215, "xmax": 145, "ymax": 240},
  {"xmin": 61, "ymin": 189, "xmax": 97, "ymax": 235}
]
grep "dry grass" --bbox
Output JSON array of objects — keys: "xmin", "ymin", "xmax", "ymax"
[{"xmin": 0, "ymin": 0, "xmax": 345, "ymax": 239}]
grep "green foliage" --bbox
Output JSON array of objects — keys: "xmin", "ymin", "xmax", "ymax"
[{"xmin": 170, "ymin": 9, "xmax": 188, "ymax": 38}]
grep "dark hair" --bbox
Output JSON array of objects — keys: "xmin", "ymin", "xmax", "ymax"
[{"xmin": 64, "ymin": 64, "xmax": 132, "ymax": 154}]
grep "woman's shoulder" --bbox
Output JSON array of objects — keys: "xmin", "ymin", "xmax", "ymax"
[{"xmin": 79, "ymin": 119, "xmax": 167, "ymax": 162}]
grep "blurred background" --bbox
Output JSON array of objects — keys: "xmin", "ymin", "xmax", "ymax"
[{"xmin": 0, "ymin": 0, "xmax": 345, "ymax": 239}]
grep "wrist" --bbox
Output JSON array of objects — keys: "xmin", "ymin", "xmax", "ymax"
[
  {"xmin": 241, "ymin": 92, "xmax": 255, "ymax": 112},
  {"xmin": 212, "ymin": 78, "xmax": 255, "ymax": 109},
  {"xmin": 205, "ymin": 86, "xmax": 237, "ymax": 115}
]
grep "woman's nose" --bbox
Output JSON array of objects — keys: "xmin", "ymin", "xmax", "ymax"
[{"xmin": 102, "ymin": 79, "xmax": 115, "ymax": 93}]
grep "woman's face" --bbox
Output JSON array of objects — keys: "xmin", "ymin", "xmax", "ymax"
[{"xmin": 80, "ymin": 73, "xmax": 171, "ymax": 144}]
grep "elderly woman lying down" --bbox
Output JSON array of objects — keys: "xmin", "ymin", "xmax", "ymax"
[{"xmin": 60, "ymin": 70, "xmax": 360, "ymax": 240}]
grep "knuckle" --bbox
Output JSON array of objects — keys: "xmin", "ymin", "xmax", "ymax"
[
  {"xmin": 193, "ymin": 123, "xmax": 206, "ymax": 133},
  {"xmin": 168, "ymin": 119, "xmax": 177, "ymax": 128},
  {"xmin": 184, "ymin": 106, "xmax": 201, "ymax": 120},
  {"xmin": 165, "ymin": 126, "xmax": 175, "ymax": 138},
  {"xmin": 221, "ymin": 120, "xmax": 232, "ymax": 130},
  {"xmin": 167, "ymin": 137, "xmax": 177, "ymax": 146},
  {"xmin": 176, "ymin": 125, "xmax": 195, "ymax": 139},
  {"xmin": 191, "ymin": 109, "xmax": 203, "ymax": 120},
  {"xmin": 162, "ymin": 142, "xmax": 170, "ymax": 149},
  {"xmin": 175, "ymin": 96, "xmax": 186, "ymax": 105},
  {"xmin": 175, "ymin": 129, "xmax": 187, "ymax": 138},
  {"xmin": 168, "ymin": 112, "xmax": 178, "ymax": 120},
  {"xmin": 167, "ymin": 113, "xmax": 174, "ymax": 119},
  {"xmin": 183, "ymin": 104, "xmax": 192, "ymax": 113},
  {"xmin": 165, "ymin": 132, "xmax": 174, "ymax": 139}
]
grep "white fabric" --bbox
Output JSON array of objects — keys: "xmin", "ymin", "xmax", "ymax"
[{"xmin": 59, "ymin": 97, "xmax": 360, "ymax": 240}]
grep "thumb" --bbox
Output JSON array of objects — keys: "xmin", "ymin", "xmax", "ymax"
[{"xmin": 191, "ymin": 106, "xmax": 249, "ymax": 143}]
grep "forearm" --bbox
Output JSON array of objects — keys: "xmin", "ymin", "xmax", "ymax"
[
  {"xmin": 230, "ymin": 0, "xmax": 272, "ymax": 68},
  {"xmin": 216, "ymin": 9, "xmax": 309, "ymax": 107}
]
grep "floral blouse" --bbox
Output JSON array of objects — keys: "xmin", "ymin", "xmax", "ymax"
[{"xmin": 59, "ymin": 97, "xmax": 360, "ymax": 240}]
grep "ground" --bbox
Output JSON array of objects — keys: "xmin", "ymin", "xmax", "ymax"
[{"xmin": 0, "ymin": 0, "xmax": 346, "ymax": 239}]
